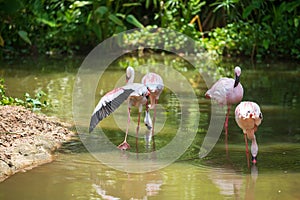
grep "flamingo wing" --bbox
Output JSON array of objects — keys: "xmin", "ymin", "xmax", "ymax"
[
  {"xmin": 89, "ymin": 87, "xmax": 134, "ymax": 133},
  {"xmin": 252, "ymin": 102, "xmax": 263, "ymax": 126},
  {"xmin": 128, "ymin": 83, "xmax": 149, "ymax": 97},
  {"xmin": 206, "ymin": 78, "xmax": 234, "ymax": 105},
  {"xmin": 235, "ymin": 101, "xmax": 263, "ymax": 130}
]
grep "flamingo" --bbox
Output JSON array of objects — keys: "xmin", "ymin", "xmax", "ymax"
[
  {"xmin": 235, "ymin": 101, "xmax": 263, "ymax": 166},
  {"xmin": 89, "ymin": 67, "xmax": 151, "ymax": 150},
  {"xmin": 124, "ymin": 66, "xmax": 153, "ymax": 150},
  {"xmin": 141, "ymin": 72, "xmax": 164, "ymax": 136},
  {"xmin": 205, "ymin": 66, "xmax": 244, "ymax": 134}
]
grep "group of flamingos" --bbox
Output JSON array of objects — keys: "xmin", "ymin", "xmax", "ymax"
[{"xmin": 89, "ymin": 66, "xmax": 262, "ymax": 166}]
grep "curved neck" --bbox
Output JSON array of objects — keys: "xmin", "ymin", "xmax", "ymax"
[
  {"xmin": 234, "ymin": 74, "xmax": 240, "ymax": 88},
  {"xmin": 126, "ymin": 68, "xmax": 135, "ymax": 84},
  {"xmin": 251, "ymin": 137, "xmax": 258, "ymax": 157}
]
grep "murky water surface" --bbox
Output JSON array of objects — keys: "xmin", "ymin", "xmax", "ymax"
[{"xmin": 0, "ymin": 55, "xmax": 299, "ymax": 199}]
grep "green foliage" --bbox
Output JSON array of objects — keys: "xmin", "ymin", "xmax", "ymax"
[
  {"xmin": 156, "ymin": 0, "xmax": 205, "ymax": 38},
  {"xmin": 0, "ymin": 0, "xmax": 145, "ymax": 58},
  {"xmin": 0, "ymin": 0, "xmax": 299, "ymax": 60},
  {"xmin": 122, "ymin": 25, "xmax": 200, "ymax": 53},
  {"xmin": 0, "ymin": 79, "xmax": 49, "ymax": 110},
  {"xmin": 201, "ymin": 1, "xmax": 300, "ymax": 60}
]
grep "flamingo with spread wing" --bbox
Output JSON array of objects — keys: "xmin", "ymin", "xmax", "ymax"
[{"xmin": 89, "ymin": 67, "xmax": 151, "ymax": 150}]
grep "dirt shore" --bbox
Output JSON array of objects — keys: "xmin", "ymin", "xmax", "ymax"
[{"xmin": 0, "ymin": 105, "xmax": 76, "ymax": 182}]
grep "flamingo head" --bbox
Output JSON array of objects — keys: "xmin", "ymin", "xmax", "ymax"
[
  {"xmin": 234, "ymin": 66, "xmax": 242, "ymax": 76},
  {"xmin": 250, "ymin": 135, "xmax": 258, "ymax": 164},
  {"xmin": 144, "ymin": 111, "xmax": 152, "ymax": 130},
  {"xmin": 146, "ymin": 86, "xmax": 158, "ymax": 109},
  {"xmin": 126, "ymin": 66, "xmax": 135, "ymax": 83}
]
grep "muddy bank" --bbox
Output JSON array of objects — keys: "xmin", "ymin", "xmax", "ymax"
[{"xmin": 0, "ymin": 106, "xmax": 76, "ymax": 182}]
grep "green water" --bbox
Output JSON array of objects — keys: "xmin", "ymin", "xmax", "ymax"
[{"xmin": 0, "ymin": 55, "xmax": 299, "ymax": 199}]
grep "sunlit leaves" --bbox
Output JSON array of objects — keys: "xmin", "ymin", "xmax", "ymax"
[
  {"xmin": 36, "ymin": 18, "xmax": 58, "ymax": 27},
  {"xmin": 122, "ymin": 2, "xmax": 141, "ymax": 7},
  {"xmin": 70, "ymin": 1, "xmax": 92, "ymax": 9}
]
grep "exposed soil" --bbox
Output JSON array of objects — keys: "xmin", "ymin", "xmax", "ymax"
[{"xmin": 0, "ymin": 105, "xmax": 76, "ymax": 182}]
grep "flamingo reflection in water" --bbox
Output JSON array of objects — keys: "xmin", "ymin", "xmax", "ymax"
[{"xmin": 209, "ymin": 165, "xmax": 258, "ymax": 199}]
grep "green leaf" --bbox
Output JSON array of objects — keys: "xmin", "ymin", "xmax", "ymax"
[
  {"xmin": 14, "ymin": 98, "xmax": 24, "ymax": 105},
  {"xmin": 36, "ymin": 18, "xmax": 58, "ymax": 27},
  {"xmin": 126, "ymin": 14, "xmax": 144, "ymax": 28},
  {"xmin": 24, "ymin": 93, "xmax": 30, "ymax": 98},
  {"xmin": 72, "ymin": 1, "xmax": 92, "ymax": 8},
  {"xmin": 93, "ymin": 25, "xmax": 102, "ymax": 41},
  {"xmin": 122, "ymin": 3, "xmax": 141, "ymax": 7},
  {"xmin": 108, "ymin": 14, "xmax": 124, "ymax": 26},
  {"xmin": 294, "ymin": 17, "xmax": 299, "ymax": 28},
  {"xmin": 153, "ymin": 0, "xmax": 157, "ymax": 8},
  {"xmin": 263, "ymin": 39, "xmax": 270, "ymax": 50},
  {"xmin": 242, "ymin": 5, "xmax": 254, "ymax": 19},
  {"xmin": 86, "ymin": 12, "xmax": 92, "ymax": 24},
  {"xmin": 18, "ymin": 31, "xmax": 32, "ymax": 45},
  {"xmin": 94, "ymin": 6, "xmax": 108, "ymax": 16}
]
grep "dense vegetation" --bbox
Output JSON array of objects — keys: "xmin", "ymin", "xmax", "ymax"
[{"xmin": 0, "ymin": 0, "xmax": 299, "ymax": 60}]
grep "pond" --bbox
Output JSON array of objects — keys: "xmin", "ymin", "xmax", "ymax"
[{"xmin": 0, "ymin": 54, "xmax": 299, "ymax": 199}]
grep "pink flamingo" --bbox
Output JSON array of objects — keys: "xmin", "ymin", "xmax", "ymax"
[
  {"xmin": 141, "ymin": 72, "xmax": 164, "ymax": 136},
  {"xmin": 205, "ymin": 66, "xmax": 244, "ymax": 134},
  {"xmin": 124, "ymin": 66, "xmax": 152, "ymax": 150},
  {"xmin": 89, "ymin": 67, "xmax": 151, "ymax": 150},
  {"xmin": 235, "ymin": 101, "xmax": 263, "ymax": 166}
]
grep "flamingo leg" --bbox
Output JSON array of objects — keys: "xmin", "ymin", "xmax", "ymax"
[
  {"xmin": 135, "ymin": 111, "xmax": 141, "ymax": 152},
  {"xmin": 151, "ymin": 99, "xmax": 158, "ymax": 137},
  {"xmin": 136, "ymin": 111, "xmax": 141, "ymax": 134},
  {"xmin": 118, "ymin": 107, "xmax": 131, "ymax": 150},
  {"xmin": 224, "ymin": 106, "xmax": 230, "ymax": 156},
  {"xmin": 224, "ymin": 105, "xmax": 230, "ymax": 135},
  {"xmin": 225, "ymin": 131, "xmax": 229, "ymax": 157},
  {"xmin": 244, "ymin": 133, "xmax": 250, "ymax": 168}
]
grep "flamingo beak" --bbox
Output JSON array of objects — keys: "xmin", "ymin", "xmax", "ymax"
[
  {"xmin": 252, "ymin": 156, "xmax": 257, "ymax": 164},
  {"xmin": 234, "ymin": 74, "xmax": 240, "ymax": 88}
]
